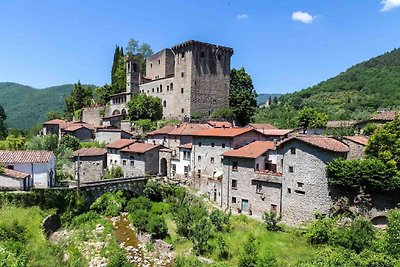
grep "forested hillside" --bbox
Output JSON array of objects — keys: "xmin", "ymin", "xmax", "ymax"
[
  {"xmin": 0, "ymin": 83, "xmax": 74, "ymax": 129},
  {"xmin": 254, "ymin": 48, "xmax": 400, "ymax": 128}
]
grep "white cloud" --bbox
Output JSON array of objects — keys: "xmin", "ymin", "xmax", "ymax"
[
  {"xmin": 292, "ymin": 11, "xmax": 314, "ymax": 24},
  {"xmin": 380, "ymin": 0, "xmax": 400, "ymax": 12},
  {"xmin": 236, "ymin": 14, "xmax": 249, "ymax": 20}
]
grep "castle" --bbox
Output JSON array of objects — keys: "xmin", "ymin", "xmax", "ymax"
[{"xmin": 101, "ymin": 40, "xmax": 233, "ymax": 125}]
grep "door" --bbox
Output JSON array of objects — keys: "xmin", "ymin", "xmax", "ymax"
[{"xmin": 241, "ymin": 199, "xmax": 249, "ymax": 212}]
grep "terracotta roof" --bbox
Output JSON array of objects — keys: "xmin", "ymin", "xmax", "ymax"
[
  {"xmin": 178, "ymin": 143, "xmax": 192, "ymax": 149},
  {"xmin": 61, "ymin": 121, "xmax": 95, "ymax": 131},
  {"xmin": 72, "ymin": 148, "xmax": 107, "ymax": 157},
  {"xmin": 256, "ymin": 129, "xmax": 293, "ymax": 136},
  {"xmin": 343, "ymin": 136, "xmax": 369, "ymax": 146},
  {"xmin": 43, "ymin": 119, "xmax": 66, "ymax": 125},
  {"xmin": 207, "ymin": 121, "xmax": 233, "ymax": 128},
  {"xmin": 371, "ymin": 111, "xmax": 399, "ymax": 122},
  {"xmin": 168, "ymin": 123, "xmax": 211, "ymax": 136},
  {"xmin": 63, "ymin": 124, "xmax": 92, "ymax": 132},
  {"xmin": 326, "ymin": 121, "xmax": 357, "ymax": 128},
  {"xmin": 107, "ymin": 139, "xmax": 135, "ymax": 149},
  {"xmin": 0, "ymin": 150, "xmax": 54, "ymax": 163},
  {"xmin": 247, "ymin": 123, "xmax": 278, "ymax": 130},
  {"xmin": 192, "ymin": 127, "xmax": 254, "ymax": 138},
  {"xmin": 1, "ymin": 168, "xmax": 30, "ymax": 179},
  {"xmin": 147, "ymin": 125, "xmax": 176, "ymax": 136},
  {"xmin": 222, "ymin": 141, "xmax": 276, "ymax": 159},
  {"xmin": 279, "ymin": 135, "xmax": 349, "ymax": 153},
  {"xmin": 120, "ymin": 143, "xmax": 161, "ymax": 154}
]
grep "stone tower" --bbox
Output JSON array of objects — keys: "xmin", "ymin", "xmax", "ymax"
[
  {"xmin": 171, "ymin": 40, "xmax": 234, "ymax": 117},
  {"xmin": 126, "ymin": 56, "xmax": 140, "ymax": 95}
]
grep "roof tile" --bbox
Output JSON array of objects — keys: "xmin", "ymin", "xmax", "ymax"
[
  {"xmin": 107, "ymin": 139, "xmax": 135, "ymax": 149},
  {"xmin": 0, "ymin": 150, "xmax": 54, "ymax": 163},
  {"xmin": 279, "ymin": 135, "xmax": 349, "ymax": 153},
  {"xmin": 120, "ymin": 143, "xmax": 161, "ymax": 154},
  {"xmin": 222, "ymin": 141, "xmax": 275, "ymax": 159}
]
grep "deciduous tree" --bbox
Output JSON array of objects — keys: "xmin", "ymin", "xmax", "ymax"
[
  {"xmin": 296, "ymin": 107, "xmax": 328, "ymax": 133},
  {"xmin": 127, "ymin": 94, "xmax": 162, "ymax": 121}
]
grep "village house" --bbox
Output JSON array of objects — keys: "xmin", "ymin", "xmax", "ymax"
[
  {"xmin": 0, "ymin": 150, "xmax": 56, "ymax": 188},
  {"xmin": 277, "ymin": 135, "xmax": 349, "ymax": 226},
  {"xmin": 95, "ymin": 128, "xmax": 135, "ymax": 144},
  {"xmin": 189, "ymin": 127, "xmax": 269, "ymax": 205},
  {"xmin": 146, "ymin": 125, "xmax": 177, "ymax": 146},
  {"xmin": 106, "ymin": 139, "xmax": 136, "ymax": 168},
  {"xmin": 42, "ymin": 119, "xmax": 95, "ymax": 141},
  {"xmin": 0, "ymin": 168, "xmax": 31, "ymax": 191},
  {"xmin": 68, "ymin": 148, "xmax": 107, "ymax": 182},
  {"xmin": 222, "ymin": 141, "xmax": 282, "ymax": 218},
  {"xmin": 246, "ymin": 123, "xmax": 292, "ymax": 140},
  {"xmin": 119, "ymin": 143, "xmax": 162, "ymax": 177},
  {"xmin": 170, "ymin": 143, "xmax": 192, "ymax": 182},
  {"xmin": 340, "ymin": 135, "xmax": 369, "ymax": 159},
  {"xmin": 355, "ymin": 110, "xmax": 399, "ymax": 132}
]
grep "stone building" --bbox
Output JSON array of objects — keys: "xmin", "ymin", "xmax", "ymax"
[
  {"xmin": 0, "ymin": 150, "xmax": 56, "ymax": 188},
  {"xmin": 0, "ymin": 169, "xmax": 31, "ymax": 191},
  {"xmin": 340, "ymin": 135, "xmax": 368, "ymax": 159},
  {"xmin": 119, "ymin": 143, "xmax": 162, "ymax": 177},
  {"xmin": 222, "ymin": 141, "xmax": 281, "ymax": 218},
  {"xmin": 68, "ymin": 148, "xmax": 107, "ymax": 182},
  {"xmin": 42, "ymin": 119, "xmax": 95, "ymax": 141},
  {"xmin": 95, "ymin": 128, "xmax": 135, "ymax": 144},
  {"xmin": 170, "ymin": 143, "xmax": 192, "ymax": 182},
  {"xmin": 277, "ymin": 135, "xmax": 349, "ymax": 226},
  {"xmin": 106, "ymin": 139, "xmax": 136, "ymax": 168}
]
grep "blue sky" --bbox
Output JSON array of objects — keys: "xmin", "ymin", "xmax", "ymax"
[{"xmin": 0, "ymin": 0, "xmax": 399, "ymax": 94}]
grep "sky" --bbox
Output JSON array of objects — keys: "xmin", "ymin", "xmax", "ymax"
[{"xmin": 0, "ymin": 0, "xmax": 400, "ymax": 94}]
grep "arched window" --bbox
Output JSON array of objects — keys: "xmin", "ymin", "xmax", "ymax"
[
  {"xmin": 201, "ymin": 51, "xmax": 205, "ymax": 58},
  {"xmin": 132, "ymin": 63, "xmax": 137, "ymax": 72}
]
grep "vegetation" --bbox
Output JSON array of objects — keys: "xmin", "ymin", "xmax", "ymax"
[
  {"xmin": 102, "ymin": 165, "xmax": 124, "ymax": 179},
  {"xmin": 296, "ymin": 107, "xmax": 328, "ymax": 133},
  {"xmin": 0, "ymin": 104, "xmax": 7, "ymax": 139},
  {"xmin": 229, "ymin": 68, "xmax": 258, "ymax": 126},
  {"xmin": 254, "ymin": 48, "xmax": 400, "ymax": 128},
  {"xmin": 127, "ymin": 93, "xmax": 163, "ymax": 122},
  {"xmin": 90, "ymin": 191, "xmax": 126, "ymax": 217},
  {"xmin": 125, "ymin": 38, "xmax": 153, "ymax": 76},
  {"xmin": 211, "ymin": 107, "xmax": 235, "ymax": 121},
  {"xmin": 65, "ymin": 81, "xmax": 94, "ymax": 117}
]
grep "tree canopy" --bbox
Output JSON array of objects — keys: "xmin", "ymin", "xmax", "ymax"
[
  {"xmin": 127, "ymin": 94, "xmax": 162, "ymax": 122},
  {"xmin": 0, "ymin": 105, "xmax": 7, "ymax": 140},
  {"xmin": 126, "ymin": 38, "xmax": 153, "ymax": 76},
  {"xmin": 65, "ymin": 81, "xmax": 93, "ymax": 116},
  {"xmin": 296, "ymin": 107, "xmax": 328, "ymax": 133},
  {"xmin": 229, "ymin": 68, "xmax": 258, "ymax": 126}
]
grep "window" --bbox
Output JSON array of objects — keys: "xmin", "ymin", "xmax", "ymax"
[
  {"xmin": 256, "ymin": 182, "xmax": 262, "ymax": 193},
  {"xmin": 297, "ymin": 182, "xmax": 304, "ymax": 188},
  {"xmin": 132, "ymin": 63, "xmax": 137, "ymax": 72},
  {"xmin": 181, "ymin": 108, "xmax": 184, "ymax": 113},
  {"xmin": 181, "ymin": 72, "xmax": 184, "ymax": 77},
  {"xmin": 287, "ymin": 188, "xmax": 292, "ymax": 194},
  {"xmin": 182, "ymin": 52, "xmax": 185, "ymax": 58},
  {"xmin": 211, "ymin": 157, "xmax": 214, "ymax": 163},
  {"xmin": 150, "ymin": 63, "xmax": 153, "ymax": 68},
  {"xmin": 222, "ymin": 143, "xmax": 225, "ymax": 148},
  {"xmin": 122, "ymin": 160, "xmax": 126, "ymax": 166},
  {"xmin": 157, "ymin": 87, "xmax": 159, "ymax": 93},
  {"xmin": 198, "ymin": 142, "xmax": 202, "ymax": 147},
  {"xmin": 167, "ymin": 85, "xmax": 169, "ymax": 91},
  {"xmin": 172, "ymin": 164, "xmax": 177, "ymax": 172},
  {"xmin": 197, "ymin": 169, "xmax": 201, "ymax": 178},
  {"xmin": 211, "ymin": 143, "xmax": 215, "ymax": 147},
  {"xmin": 160, "ymin": 85, "xmax": 162, "ymax": 92},
  {"xmin": 291, "ymin": 147, "xmax": 296, "ymax": 155},
  {"xmin": 170, "ymin": 83, "xmax": 173, "ymax": 90},
  {"xmin": 152, "ymin": 88, "xmax": 154, "ymax": 93},
  {"xmin": 130, "ymin": 160, "xmax": 134, "ymax": 166},
  {"xmin": 232, "ymin": 179, "xmax": 237, "ymax": 189},
  {"xmin": 109, "ymin": 159, "xmax": 112, "ymax": 164},
  {"xmin": 163, "ymin": 101, "xmax": 166, "ymax": 108},
  {"xmin": 289, "ymin": 166, "xmax": 294, "ymax": 173},
  {"xmin": 295, "ymin": 190, "xmax": 306, "ymax": 195},
  {"xmin": 181, "ymin": 88, "xmax": 184, "ymax": 94},
  {"xmin": 184, "ymin": 151, "xmax": 191, "ymax": 160},
  {"xmin": 270, "ymin": 204, "xmax": 277, "ymax": 214},
  {"xmin": 114, "ymin": 160, "xmax": 117, "ymax": 164},
  {"xmin": 198, "ymin": 155, "xmax": 202, "ymax": 161},
  {"xmin": 232, "ymin": 161, "xmax": 238, "ymax": 171},
  {"xmin": 200, "ymin": 51, "xmax": 205, "ymax": 58},
  {"xmin": 232, "ymin": 197, "xmax": 237, "ymax": 203},
  {"xmin": 217, "ymin": 54, "xmax": 221, "ymax": 60}
]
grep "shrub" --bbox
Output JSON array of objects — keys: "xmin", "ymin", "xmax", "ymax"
[
  {"xmin": 239, "ymin": 234, "xmax": 258, "ymax": 267},
  {"xmin": 191, "ymin": 217, "xmax": 213, "ymax": 255},
  {"xmin": 305, "ymin": 215, "xmax": 337, "ymax": 245},
  {"xmin": 263, "ymin": 212, "xmax": 281, "ymax": 231},
  {"xmin": 103, "ymin": 166, "xmax": 124, "ymax": 179},
  {"xmin": 126, "ymin": 196, "xmax": 152, "ymax": 213},
  {"xmin": 173, "ymin": 255, "xmax": 203, "ymax": 267},
  {"xmin": 70, "ymin": 211, "xmax": 101, "ymax": 227},
  {"xmin": 150, "ymin": 202, "xmax": 170, "ymax": 215},
  {"xmin": 210, "ymin": 209, "xmax": 230, "ymax": 232},
  {"xmin": 129, "ymin": 209, "xmax": 149, "ymax": 232},
  {"xmin": 147, "ymin": 215, "xmax": 168, "ymax": 239},
  {"xmin": 216, "ymin": 235, "xmax": 230, "ymax": 260},
  {"xmin": 295, "ymin": 247, "xmax": 361, "ymax": 267},
  {"xmin": 143, "ymin": 180, "xmax": 164, "ymax": 202},
  {"xmin": 90, "ymin": 191, "xmax": 126, "ymax": 217},
  {"xmin": 386, "ymin": 209, "xmax": 400, "ymax": 257}
]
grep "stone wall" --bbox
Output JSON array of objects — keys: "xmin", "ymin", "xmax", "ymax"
[
  {"xmin": 82, "ymin": 107, "xmax": 106, "ymax": 127},
  {"xmin": 120, "ymin": 148, "xmax": 160, "ymax": 177},
  {"xmin": 279, "ymin": 140, "xmax": 347, "ymax": 226},
  {"xmin": 70, "ymin": 155, "xmax": 106, "ymax": 182},
  {"xmin": 341, "ymin": 139, "xmax": 366, "ymax": 159},
  {"xmin": 145, "ymin": 49, "xmax": 175, "ymax": 80}
]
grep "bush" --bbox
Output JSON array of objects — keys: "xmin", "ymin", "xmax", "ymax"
[
  {"xmin": 191, "ymin": 217, "xmax": 213, "ymax": 255},
  {"xmin": 90, "ymin": 191, "xmax": 126, "ymax": 216},
  {"xmin": 263, "ymin": 212, "xmax": 281, "ymax": 231},
  {"xmin": 147, "ymin": 215, "xmax": 168, "ymax": 239},
  {"xmin": 129, "ymin": 209, "xmax": 149, "ymax": 232},
  {"xmin": 305, "ymin": 215, "xmax": 337, "ymax": 245},
  {"xmin": 173, "ymin": 255, "xmax": 203, "ymax": 267},
  {"xmin": 126, "ymin": 196, "xmax": 152, "ymax": 213},
  {"xmin": 216, "ymin": 235, "xmax": 230, "ymax": 260},
  {"xmin": 103, "ymin": 166, "xmax": 124, "ymax": 179},
  {"xmin": 143, "ymin": 180, "xmax": 164, "ymax": 202},
  {"xmin": 386, "ymin": 209, "xmax": 400, "ymax": 257},
  {"xmin": 239, "ymin": 235, "xmax": 258, "ymax": 267},
  {"xmin": 210, "ymin": 209, "xmax": 230, "ymax": 232},
  {"xmin": 70, "ymin": 211, "xmax": 101, "ymax": 227}
]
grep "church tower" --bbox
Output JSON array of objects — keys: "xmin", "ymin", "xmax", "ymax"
[{"xmin": 126, "ymin": 56, "xmax": 140, "ymax": 95}]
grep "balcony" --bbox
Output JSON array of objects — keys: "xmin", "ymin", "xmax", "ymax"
[{"xmin": 253, "ymin": 170, "xmax": 282, "ymax": 184}]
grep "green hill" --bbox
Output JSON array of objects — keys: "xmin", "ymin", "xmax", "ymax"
[
  {"xmin": 0, "ymin": 82, "xmax": 74, "ymax": 130},
  {"xmin": 254, "ymin": 48, "xmax": 400, "ymax": 128}
]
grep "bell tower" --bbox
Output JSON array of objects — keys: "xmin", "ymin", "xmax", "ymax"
[{"xmin": 126, "ymin": 55, "xmax": 140, "ymax": 95}]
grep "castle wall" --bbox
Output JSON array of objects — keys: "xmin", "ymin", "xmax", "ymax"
[
  {"xmin": 145, "ymin": 49, "xmax": 175, "ymax": 80},
  {"xmin": 82, "ymin": 107, "xmax": 105, "ymax": 127}
]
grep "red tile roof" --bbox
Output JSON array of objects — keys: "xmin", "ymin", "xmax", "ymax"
[
  {"xmin": 178, "ymin": 143, "xmax": 192, "ymax": 149},
  {"xmin": 107, "ymin": 139, "xmax": 135, "ymax": 149},
  {"xmin": 279, "ymin": 135, "xmax": 349, "ymax": 153},
  {"xmin": 192, "ymin": 127, "xmax": 254, "ymax": 138},
  {"xmin": 168, "ymin": 123, "xmax": 211, "ymax": 136},
  {"xmin": 61, "ymin": 121, "xmax": 95, "ymax": 131},
  {"xmin": 72, "ymin": 148, "xmax": 107, "ymax": 157},
  {"xmin": 247, "ymin": 123, "xmax": 278, "ymax": 130},
  {"xmin": 255, "ymin": 129, "xmax": 293, "ymax": 136},
  {"xmin": 43, "ymin": 119, "xmax": 66, "ymax": 125},
  {"xmin": 222, "ymin": 141, "xmax": 276, "ymax": 159},
  {"xmin": 147, "ymin": 125, "xmax": 176, "ymax": 136},
  {"xmin": 120, "ymin": 143, "xmax": 161, "ymax": 154},
  {"xmin": 1, "ymin": 168, "xmax": 30, "ymax": 179},
  {"xmin": 343, "ymin": 136, "xmax": 369, "ymax": 146},
  {"xmin": 0, "ymin": 150, "xmax": 54, "ymax": 163},
  {"xmin": 207, "ymin": 121, "xmax": 233, "ymax": 128},
  {"xmin": 63, "ymin": 124, "xmax": 92, "ymax": 132},
  {"xmin": 371, "ymin": 111, "xmax": 399, "ymax": 122}
]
